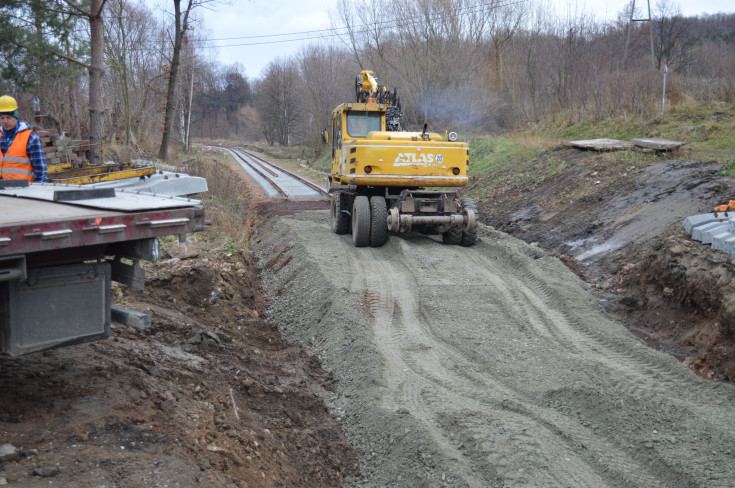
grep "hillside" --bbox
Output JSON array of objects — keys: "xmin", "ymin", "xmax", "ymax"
[{"xmin": 465, "ymin": 103, "xmax": 735, "ymax": 380}]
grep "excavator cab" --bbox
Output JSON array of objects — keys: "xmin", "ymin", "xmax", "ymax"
[{"xmin": 346, "ymin": 111, "xmax": 382, "ymax": 138}]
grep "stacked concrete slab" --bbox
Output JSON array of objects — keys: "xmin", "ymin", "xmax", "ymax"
[{"xmin": 683, "ymin": 213, "xmax": 735, "ymax": 257}]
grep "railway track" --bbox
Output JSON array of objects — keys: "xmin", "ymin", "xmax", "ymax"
[{"xmin": 220, "ymin": 147, "xmax": 327, "ymax": 200}]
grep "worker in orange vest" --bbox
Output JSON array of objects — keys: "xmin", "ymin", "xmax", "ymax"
[{"xmin": 0, "ymin": 95, "xmax": 47, "ymax": 183}]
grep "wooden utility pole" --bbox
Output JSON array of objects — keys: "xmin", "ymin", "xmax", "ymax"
[
  {"xmin": 623, "ymin": 0, "xmax": 636, "ymax": 68},
  {"xmin": 623, "ymin": 0, "xmax": 656, "ymax": 69}
]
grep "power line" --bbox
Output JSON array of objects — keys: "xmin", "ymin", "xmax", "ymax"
[{"xmin": 192, "ymin": 0, "xmax": 528, "ymax": 48}]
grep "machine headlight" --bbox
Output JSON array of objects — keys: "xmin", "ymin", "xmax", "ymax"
[{"xmin": 448, "ymin": 131, "xmax": 458, "ymax": 142}]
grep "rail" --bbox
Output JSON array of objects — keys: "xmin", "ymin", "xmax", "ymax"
[{"xmin": 219, "ymin": 147, "xmax": 327, "ymax": 200}]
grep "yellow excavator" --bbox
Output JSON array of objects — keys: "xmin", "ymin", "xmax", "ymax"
[{"xmin": 325, "ymin": 71, "xmax": 477, "ymax": 247}]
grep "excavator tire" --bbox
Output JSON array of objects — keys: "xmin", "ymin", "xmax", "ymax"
[
  {"xmin": 442, "ymin": 225, "xmax": 462, "ymax": 245},
  {"xmin": 369, "ymin": 196, "xmax": 388, "ymax": 247},
  {"xmin": 460, "ymin": 197, "xmax": 478, "ymax": 247},
  {"xmin": 352, "ymin": 196, "xmax": 370, "ymax": 247},
  {"xmin": 331, "ymin": 193, "xmax": 350, "ymax": 235}
]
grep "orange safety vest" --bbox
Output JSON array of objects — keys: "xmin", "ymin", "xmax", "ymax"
[{"xmin": 0, "ymin": 129, "xmax": 34, "ymax": 182}]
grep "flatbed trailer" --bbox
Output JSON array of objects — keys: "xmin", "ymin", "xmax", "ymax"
[{"xmin": 0, "ymin": 182, "xmax": 207, "ymax": 356}]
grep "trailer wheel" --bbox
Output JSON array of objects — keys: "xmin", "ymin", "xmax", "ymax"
[
  {"xmin": 331, "ymin": 193, "xmax": 350, "ymax": 235},
  {"xmin": 369, "ymin": 196, "xmax": 388, "ymax": 247},
  {"xmin": 352, "ymin": 196, "xmax": 370, "ymax": 247},
  {"xmin": 460, "ymin": 197, "xmax": 478, "ymax": 247}
]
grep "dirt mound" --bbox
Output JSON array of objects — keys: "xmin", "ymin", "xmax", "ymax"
[
  {"xmin": 617, "ymin": 227, "xmax": 735, "ymax": 380},
  {"xmin": 0, "ymin": 246, "xmax": 357, "ymax": 487},
  {"xmin": 480, "ymin": 150, "xmax": 735, "ymax": 380}
]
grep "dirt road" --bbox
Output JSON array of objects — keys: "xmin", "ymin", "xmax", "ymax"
[{"xmin": 255, "ymin": 211, "xmax": 735, "ymax": 487}]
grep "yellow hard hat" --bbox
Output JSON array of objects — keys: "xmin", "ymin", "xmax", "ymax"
[{"xmin": 0, "ymin": 95, "xmax": 18, "ymax": 112}]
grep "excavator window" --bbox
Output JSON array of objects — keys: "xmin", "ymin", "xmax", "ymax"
[{"xmin": 346, "ymin": 111, "xmax": 381, "ymax": 138}]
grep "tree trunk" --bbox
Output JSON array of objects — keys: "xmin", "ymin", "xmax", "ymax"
[
  {"xmin": 88, "ymin": 0, "xmax": 105, "ymax": 165},
  {"xmin": 158, "ymin": 0, "xmax": 191, "ymax": 162},
  {"xmin": 185, "ymin": 70, "xmax": 193, "ymax": 152}
]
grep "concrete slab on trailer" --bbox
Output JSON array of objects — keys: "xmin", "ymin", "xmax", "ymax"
[
  {"xmin": 85, "ymin": 171, "xmax": 208, "ymax": 197},
  {"xmin": 0, "ymin": 183, "xmax": 202, "ymax": 212}
]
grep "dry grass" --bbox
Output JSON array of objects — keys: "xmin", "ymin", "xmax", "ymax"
[{"xmin": 176, "ymin": 148, "xmax": 254, "ymax": 252}]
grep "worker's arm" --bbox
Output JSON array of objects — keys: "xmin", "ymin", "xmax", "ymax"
[{"xmin": 26, "ymin": 131, "xmax": 47, "ymax": 183}]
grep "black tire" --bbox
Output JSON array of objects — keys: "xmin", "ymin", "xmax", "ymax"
[
  {"xmin": 460, "ymin": 197, "xmax": 478, "ymax": 247},
  {"xmin": 331, "ymin": 194, "xmax": 350, "ymax": 235},
  {"xmin": 369, "ymin": 196, "xmax": 388, "ymax": 247},
  {"xmin": 442, "ymin": 225, "xmax": 462, "ymax": 245},
  {"xmin": 352, "ymin": 195, "xmax": 370, "ymax": 247}
]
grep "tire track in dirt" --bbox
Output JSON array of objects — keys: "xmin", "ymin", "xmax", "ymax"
[
  {"xmin": 393, "ymin": 237, "xmax": 672, "ymax": 487},
  {"xmin": 255, "ymin": 212, "xmax": 735, "ymax": 487},
  {"xmin": 484, "ymin": 238, "xmax": 735, "ymax": 429},
  {"xmin": 352, "ymin": 241, "xmax": 672, "ymax": 487}
]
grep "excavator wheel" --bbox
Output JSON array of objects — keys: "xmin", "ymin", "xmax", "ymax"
[
  {"xmin": 352, "ymin": 196, "xmax": 370, "ymax": 247},
  {"xmin": 369, "ymin": 196, "xmax": 388, "ymax": 247},
  {"xmin": 460, "ymin": 197, "xmax": 478, "ymax": 247},
  {"xmin": 442, "ymin": 225, "xmax": 462, "ymax": 245},
  {"xmin": 331, "ymin": 193, "xmax": 350, "ymax": 235}
]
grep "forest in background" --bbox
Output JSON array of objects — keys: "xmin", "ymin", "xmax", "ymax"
[{"xmin": 0, "ymin": 0, "xmax": 733, "ymax": 161}]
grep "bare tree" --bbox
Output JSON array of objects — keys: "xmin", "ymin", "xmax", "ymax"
[
  {"xmin": 157, "ymin": 0, "xmax": 215, "ymax": 161},
  {"xmin": 256, "ymin": 59, "xmax": 300, "ymax": 146},
  {"xmin": 486, "ymin": 0, "xmax": 527, "ymax": 88},
  {"xmin": 653, "ymin": 0, "xmax": 693, "ymax": 69},
  {"xmin": 297, "ymin": 44, "xmax": 354, "ymax": 155}
]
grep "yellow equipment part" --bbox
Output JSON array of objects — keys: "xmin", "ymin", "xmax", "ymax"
[
  {"xmin": 329, "ymin": 102, "xmax": 469, "ymax": 188},
  {"xmin": 46, "ymin": 163, "xmax": 74, "ymax": 173},
  {"xmin": 360, "ymin": 70, "xmax": 378, "ymax": 94},
  {"xmin": 336, "ymin": 137, "xmax": 468, "ymax": 187},
  {"xmin": 326, "ymin": 71, "xmax": 478, "ymax": 248},
  {"xmin": 49, "ymin": 164, "xmax": 156, "ymax": 185}
]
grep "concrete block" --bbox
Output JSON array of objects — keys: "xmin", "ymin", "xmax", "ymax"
[
  {"xmin": 692, "ymin": 221, "xmax": 728, "ymax": 242},
  {"xmin": 700, "ymin": 223, "xmax": 730, "ymax": 244},
  {"xmin": 711, "ymin": 232, "xmax": 732, "ymax": 252},
  {"xmin": 683, "ymin": 214, "xmax": 719, "ymax": 233},
  {"xmin": 111, "ymin": 305, "xmax": 151, "ymax": 330}
]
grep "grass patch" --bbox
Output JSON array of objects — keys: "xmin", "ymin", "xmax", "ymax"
[
  {"xmin": 466, "ymin": 132, "xmax": 560, "ymax": 195},
  {"xmin": 173, "ymin": 148, "xmax": 254, "ymax": 252},
  {"xmin": 468, "ymin": 100, "xmax": 735, "ymax": 197}
]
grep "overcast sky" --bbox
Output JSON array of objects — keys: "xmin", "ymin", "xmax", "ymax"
[{"xmin": 196, "ymin": 0, "xmax": 732, "ymax": 80}]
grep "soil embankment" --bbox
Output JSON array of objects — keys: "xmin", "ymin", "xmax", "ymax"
[
  {"xmin": 481, "ymin": 154, "xmax": 735, "ymax": 380},
  {"xmin": 0, "ymin": 247, "xmax": 357, "ymax": 487}
]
